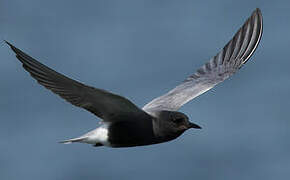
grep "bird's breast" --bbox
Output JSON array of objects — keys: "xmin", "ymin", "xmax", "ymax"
[{"xmin": 107, "ymin": 120, "xmax": 157, "ymax": 147}]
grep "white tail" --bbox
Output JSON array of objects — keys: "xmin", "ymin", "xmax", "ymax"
[{"xmin": 59, "ymin": 137, "xmax": 87, "ymax": 144}]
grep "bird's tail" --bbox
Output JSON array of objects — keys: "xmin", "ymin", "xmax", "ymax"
[{"xmin": 59, "ymin": 137, "xmax": 87, "ymax": 144}]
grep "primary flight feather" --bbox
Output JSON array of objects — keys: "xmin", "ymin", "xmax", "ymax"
[{"xmin": 143, "ymin": 8, "xmax": 262, "ymax": 113}]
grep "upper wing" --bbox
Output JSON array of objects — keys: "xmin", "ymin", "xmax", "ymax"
[
  {"xmin": 6, "ymin": 42, "xmax": 145, "ymax": 122},
  {"xmin": 143, "ymin": 8, "xmax": 263, "ymax": 112}
]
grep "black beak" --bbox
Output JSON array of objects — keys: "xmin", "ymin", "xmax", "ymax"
[{"xmin": 189, "ymin": 122, "xmax": 202, "ymax": 129}]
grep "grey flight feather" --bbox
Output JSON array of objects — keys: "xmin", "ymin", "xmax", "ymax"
[
  {"xmin": 143, "ymin": 8, "xmax": 263, "ymax": 112},
  {"xmin": 5, "ymin": 41, "xmax": 144, "ymax": 122}
]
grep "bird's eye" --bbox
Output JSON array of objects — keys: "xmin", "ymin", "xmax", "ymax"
[{"xmin": 173, "ymin": 118, "xmax": 183, "ymax": 124}]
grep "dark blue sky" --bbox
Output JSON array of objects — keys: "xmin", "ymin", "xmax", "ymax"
[{"xmin": 1, "ymin": 0, "xmax": 289, "ymax": 180}]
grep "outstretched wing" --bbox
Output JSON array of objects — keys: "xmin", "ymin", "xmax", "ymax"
[
  {"xmin": 143, "ymin": 8, "xmax": 263, "ymax": 112},
  {"xmin": 6, "ymin": 42, "xmax": 145, "ymax": 122}
]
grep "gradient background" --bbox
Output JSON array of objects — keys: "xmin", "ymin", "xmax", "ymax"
[{"xmin": 0, "ymin": 0, "xmax": 289, "ymax": 179}]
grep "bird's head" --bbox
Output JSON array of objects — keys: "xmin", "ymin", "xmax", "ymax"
[
  {"xmin": 168, "ymin": 111, "xmax": 201, "ymax": 131},
  {"xmin": 152, "ymin": 111, "xmax": 201, "ymax": 139}
]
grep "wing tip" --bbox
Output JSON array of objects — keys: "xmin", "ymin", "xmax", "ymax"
[
  {"xmin": 4, "ymin": 40, "xmax": 13, "ymax": 48},
  {"xmin": 253, "ymin": 8, "xmax": 263, "ymax": 27},
  {"xmin": 255, "ymin": 8, "xmax": 261, "ymax": 14},
  {"xmin": 4, "ymin": 40, "xmax": 20, "ymax": 55},
  {"xmin": 236, "ymin": 8, "xmax": 263, "ymax": 66}
]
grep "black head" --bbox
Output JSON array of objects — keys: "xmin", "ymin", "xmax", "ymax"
[
  {"xmin": 168, "ymin": 111, "xmax": 201, "ymax": 131},
  {"xmin": 153, "ymin": 111, "xmax": 201, "ymax": 139}
]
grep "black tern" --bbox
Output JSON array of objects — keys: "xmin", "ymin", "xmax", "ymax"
[{"xmin": 6, "ymin": 8, "xmax": 262, "ymax": 148}]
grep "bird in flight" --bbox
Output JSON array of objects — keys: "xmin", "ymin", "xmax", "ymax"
[{"xmin": 6, "ymin": 8, "xmax": 262, "ymax": 148}]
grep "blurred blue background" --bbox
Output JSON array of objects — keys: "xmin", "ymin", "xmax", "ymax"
[{"xmin": 0, "ymin": 0, "xmax": 289, "ymax": 179}]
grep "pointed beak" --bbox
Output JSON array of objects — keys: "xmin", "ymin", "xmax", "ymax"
[{"xmin": 189, "ymin": 122, "xmax": 202, "ymax": 129}]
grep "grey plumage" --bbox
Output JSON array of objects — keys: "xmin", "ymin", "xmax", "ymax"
[
  {"xmin": 143, "ymin": 8, "xmax": 262, "ymax": 113},
  {"xmin": 6, "ymin": 8, "xmax": 262, "ymax": 148},
  {"xmin": 5, "ymin": 40, "xmax": 146, "ymax": 122}
]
